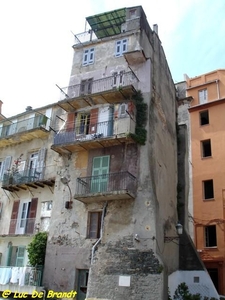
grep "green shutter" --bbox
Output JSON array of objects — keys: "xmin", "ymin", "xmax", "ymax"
[
  {"xmin": 91, "ymin": 156, "xmax": 110, "ymax": 192},
  {"xmin": 16, "ymin": 246, "xmax": 26, "ymax": 267}
]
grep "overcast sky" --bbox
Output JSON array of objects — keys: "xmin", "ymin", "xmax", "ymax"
[{"xmin": 0, "ymin": 0, "xmax": 224, "ymax": 117}]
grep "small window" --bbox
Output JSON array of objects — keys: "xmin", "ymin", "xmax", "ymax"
[
  {"xmin": 199, "ymin": 89, "xmax": 208, "ymax": 104},
  {"xmin": 205, "ymin": 225, "xmax": 217, "ymax": 247},
  {"xmin": 203, "ymin": 179, "xmax": 214, "ymax": 199},
  {"xmin": 193, "ymin": 276, "xmax": 200, "ymax": 283},
  {"xmin": 82, "ymin": 48, "xmax": 95, "ymax": 66},
  {"xmin": 46, "ymin": 201, "xmax": 52, "ymax": 211},
  {"xmin": 87, "ymin": 211, "xmax": 102, "ymax": 239},
  {"xmin": 115, "ymin": 39, "xmax": 127, "ymax": 57},
  {"xmin": 200, "ymin": 110, "xmax": 209, "ymax": 125},
  {"xmin": 201, "ymin": 139, "xmax": 212, "ymax": 157},
  {"xmin": 129, "ymin": 9, "xmax": 137, "ymax": 19}
]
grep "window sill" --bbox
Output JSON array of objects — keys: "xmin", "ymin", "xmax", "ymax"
[
  {"xmin": 203, "ymin": 198, "xmax": 215, "ymax": 202},
  {"xmin": 201, "ymin": 156, "xmax": 212, "ymax": 160},
  {"xmin": 204, "ymin": 247, "xmax": 218, "ymax": 251}
]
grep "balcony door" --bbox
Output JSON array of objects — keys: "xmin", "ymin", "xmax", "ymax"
[
  {"xmin": 16, "ymin": 200, "xmax": 30, "ymax": 234},
  {"xmin": 91, "ymin": 156, "xmax": 110, "ymax": 193}
]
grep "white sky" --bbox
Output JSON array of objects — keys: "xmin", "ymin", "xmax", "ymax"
[{"xmin": 0, "ymin": 0, "xmax": 225, "ymax": 118}]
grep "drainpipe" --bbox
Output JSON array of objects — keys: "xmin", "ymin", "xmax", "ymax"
[
  {"xmin": 91, "ymin": 202, "xmax": 108, "ymax": 264},
  {"xmin": 216, "ymin": 80, "xmax": 220, "ymax": 99}
]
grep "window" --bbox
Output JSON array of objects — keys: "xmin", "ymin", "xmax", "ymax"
[
  {"xmin": 77, "ymin": 269, "xmax": 89, "ymax": 300},
  {"xmin": 91, "ymin": 156, "xmax": 110, "ymax": 193},
  {"xmin": 203, "ymin": 179, "xmax": 214, "ymax": 199},
  {"xmin": 75, "ymin": 113, "xmax": 90, "ymax": 135},
  {"xmin": 87, "ymin": 211, "xmax": 102, "ymax": 239},
  {"xmin": 199, "ymin": 89, "xmax": 208, "ymax": 104},
  {"xmin": 200, "ymin": 110, "xmax": 209, "ymax": 125},
  {"xmin": 115, "ymin": 39, "xmax": 127, "ymax": 57},
  {"xmin": 119, "ymin": 103, "xmax": 128, "ymax": 117},
  {"xmin": 113, "ymin": 71, "xmax": 124, "ymax": 87},
  {"xmin": 205, "ymin": 225, "xmax": 217, "ymax": 247},
  {"xmin": 80, "ymin": 79, "xmax": 93, "ymax": 96},
  {"xmin": 82, "ymin": 48, "xmax": 94, "ymax": 66},
  {"xmin": 0, "ymin": 156, "xmax": 12, "ymax": 181},
  {"xmin": 129, "ymin": 9, "xmax": 137, "ymax": 19},
  {"xmin": 193, "ymin": 276, "xmax": 200, "ymax": 283},
  {"xmin": 201, "ymin": 139, "xmax": 212, "ymax": 157},
  {"xmin": 7, "ymin": 245, "xmax": 25, "ymax": 267}
]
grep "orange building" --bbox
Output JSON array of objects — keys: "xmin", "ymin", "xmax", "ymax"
[{"xmin": 187, "ymin": 69, "xmax": 225, "ymax": 295}]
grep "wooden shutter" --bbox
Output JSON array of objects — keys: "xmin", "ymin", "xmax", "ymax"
[
  {"xmin": 16, "ymin": 246, "xmax": 26, "ymax": 267},
  {"xmin": 66, "ymin": 113, "xmax": 75, "ymax": 131},
  {"xmin": 36, "ymin": 148, "xmax": 47, "ymax": 177},
  {"xmin": 0, "ymin": 156, "xmax": 12, "ymax": 179},
  {"xmin": 89, "ymin": 108, "xmax": 98, "ymax": 134},
  {"xmin": 91, "ymin": 156, "xmax": 110, "ymax": 192},
  {"xmin": 9, "ymin": 200, "xmax": 20, "ymax": 234},
  {"xmin": 88, "ymin": 212, "xmax": 101, "ymax": 238},
  {"xmin": 26, "ymin": 198, "xmax": 38, "ymax": 234}
]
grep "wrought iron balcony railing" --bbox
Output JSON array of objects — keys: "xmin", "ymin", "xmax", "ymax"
[
  {"xmin": 0, "ymin": 266, "xmax": 43, "ymax": 286},
  {"xmin": 59, "ymin": 71, "xmax": 138, "ymax": 101},
  {"xmin": 2, "ymin": 167, "xmax": 45, "ymax": 186},
  {"xmin": 9, "ymin": 218, "xmax": 37, "ymax": 235},
  {"xmin": 75, "ymin": 171, "xmax": 136, "ymax": 197},
  {"xmin": 0, "ymin": 115, "xmax": 49, "ymax": 139}
]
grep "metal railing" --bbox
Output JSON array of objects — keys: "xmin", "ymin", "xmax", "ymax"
[
  {"xmin": 9, "ymin": 218, "xmax": 37, "ymax": 235},
  {"xmin": 2, "ymin": 167, "xmax": 45, "ymax": 186},
  {"xmin": 75, "ymin": 171, "xmax": 136, "ymax": 196},
  {"xmin": 53, "ymin": 119, "xmax": 117, "ymax": 145},
  {"xmin": 0, "ymin": 115, "xmax": 49, "ymax": 139},
  {"xmin": 0, "ymin": 266, "xmax": 42, "ymax": 286},
  {"xmin": 59, "ymin": 71, "xmax": 138, "ymax": 100}
]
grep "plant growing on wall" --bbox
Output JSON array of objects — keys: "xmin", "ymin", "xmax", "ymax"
[
  {"xmin": 7, "ymin": 153, "xmax": 23, "ymax": 177},
  {"xmin": 129, "ymin": 90, "xmax": 148, "ymax": 145},
  {"xmin": 27, "ymin": 232, "xmax": 48, "ymax": 266}
]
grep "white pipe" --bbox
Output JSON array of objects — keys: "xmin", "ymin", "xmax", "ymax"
[{"xmin": 91, "ymin": 202, "xmax": 107, "ymax": 264}]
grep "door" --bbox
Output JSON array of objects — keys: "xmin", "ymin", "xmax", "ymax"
[
  {"xmin": 28, "ymin": 152, "xmax": 38, "ymax": 178},
  {"xmin": 91, "ymin": 156, "xmax": 110, "ymax": 193},
  {"xmin": 97, "ymin": 107, "xmax": 109, "ymax": 137},
  {"xmin": 16, "ymin": 201, "xmax": 30, "ymax": 234}
]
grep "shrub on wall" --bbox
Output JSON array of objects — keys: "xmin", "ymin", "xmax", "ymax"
[{"xmin": 27, "ymin": 232, "xmax": 48, "ymax": 266}]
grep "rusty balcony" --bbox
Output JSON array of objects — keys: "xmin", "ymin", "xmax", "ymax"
[
  {"xmin": 0, "ymin": 115, "xmax": 50, "ymax": 148},
  {"xmin": 57, "ymin": 71, "xmax": 138, "ymax": 111},
  {"xmin": 51, "ymin": 117, "xmax": 136, "ymax": 154},
  {"xmin": 74, "ymin": 171, "xmax": 136, "ymax": 203},
  {"xmin": 1, "ymin": 167, "xmax": 55, "ymax": 192}
]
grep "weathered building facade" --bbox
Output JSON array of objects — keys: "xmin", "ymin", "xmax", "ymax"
[
  {"xmin": 0, "ymin": 104, "xmax": 57, "ymax": 295},
  {"xmin": 43, "ymin": 6, "xmax": 178, "ymax": 300},
  {"xmin": 187, "ymin": 69, "xmax": 225, "ymax": 295}
]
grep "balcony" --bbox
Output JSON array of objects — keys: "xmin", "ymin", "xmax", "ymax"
[
  {"xmin": 74, "ymin": 171, "xmax": 136, "ymax": 203},
  {"xmin": 0, "ymin": 115, "xmax": 49, "ymax": 148},
  {"xmin": 9, "ymin": 218, "xmax": 37, "ymax": 235},
  {"xmin": 0, "ymin": 266, "xmax": 43, "ymax": 294},
  {"xmin": 1, "ymin": 167, "xmax": 55, "ymax": 192},
  {"xmin": 51, "ymin": 117, "xmax": 136, "ymax": 154},
  {"xmin": 57, "ymin": 71, "xmax": 138, "ymax": 111}
]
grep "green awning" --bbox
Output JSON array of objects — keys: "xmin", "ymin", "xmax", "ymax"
[{"xmin": 86, "ymin": 8, "xmax": 126, "ymax": 39}]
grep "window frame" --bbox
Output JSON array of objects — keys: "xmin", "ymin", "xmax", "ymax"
[
  {"xmin": 87, "ymin": 211, "xmax": 102, "ymax": 239},
  {"xmin": 115, "ymin": 39, "xmax": 128, "ymax": 57},
  {"xmin": 82, "ymin": 48, "xmax": 95, "ymax": 66},
  {"xmin": 198, "ymin": 88, "xmax": 208, "ymax": 104},
  {"xmin": 199, "ymin": 110, "xmax": 209, "ymax": 126},
  {"xmin": 205, "ymin": 225, "xmax": 217, "ymax": 248},
  {"xmin": 201, "ymin": 139, "xmax": 212, "ymax": 158},
  {"xmin": 203, "ymin": 179, "xmax": 214, "ymax": 200}
]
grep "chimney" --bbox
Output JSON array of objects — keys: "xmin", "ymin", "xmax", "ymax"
[
  {"xmin": 153, "ymin": 24, "xmax": 158, "ymax": 35},
  {"xmin": 26, "ymin": 106, "xmax": 32, "ymax": 111}
]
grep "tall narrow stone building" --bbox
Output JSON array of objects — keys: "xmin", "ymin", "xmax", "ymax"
[{"xmin": 44, "ymin": 6, "xmax": 178, "ymax": 299}]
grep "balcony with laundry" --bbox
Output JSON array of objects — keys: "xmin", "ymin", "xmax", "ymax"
[
  {"xmin": 0, "ymin": 114, "xmax": 50, "ymax": 148},
  {"xmin": 57, "ymin": 71, "xmax": 138, "ymax": 111},
  {"xmin": 74, "ymin": 171, "xmax": 137, "ymax": 203},
  {"xmin": 0, "ymin": 266, "xmax": 43, "ymax": 294},
  {"xmin": 51, "ymin": 102, "xmax": 136, "ymax": 154}
]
